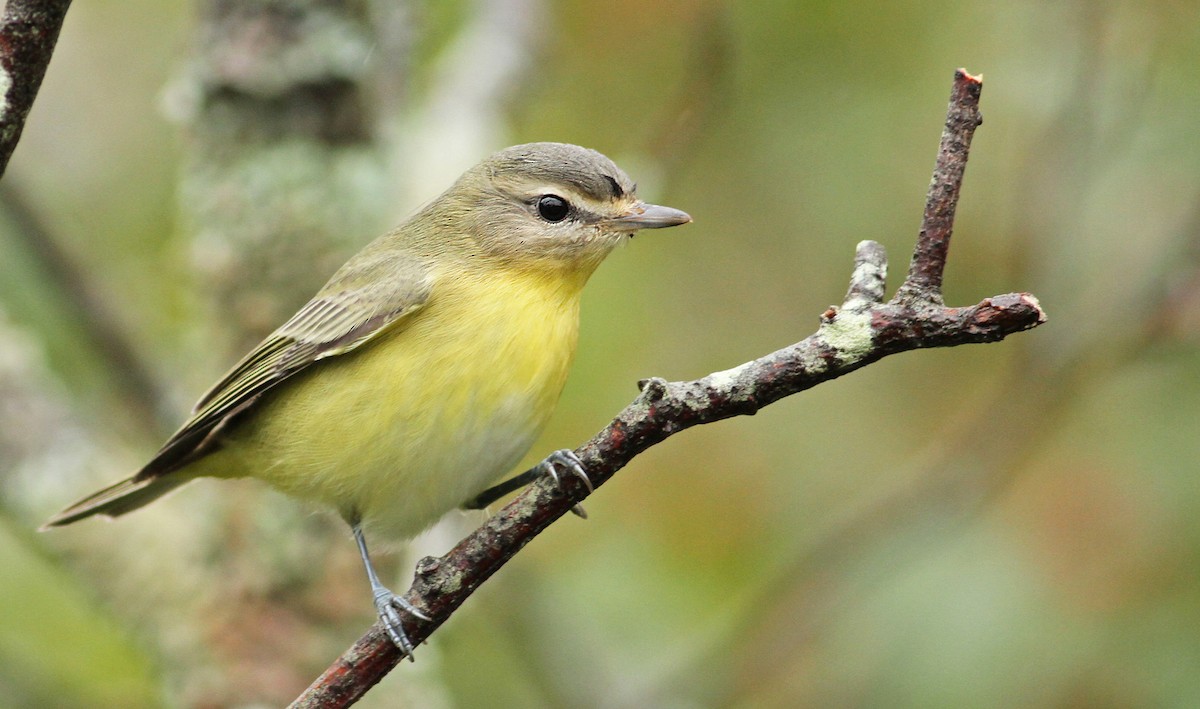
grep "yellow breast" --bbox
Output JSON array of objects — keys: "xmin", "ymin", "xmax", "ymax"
[{"xmin": 213, "ymin": 264, "xmax": 587, "ymax": 540}]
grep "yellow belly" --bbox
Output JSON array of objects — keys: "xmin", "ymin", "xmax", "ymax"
[{"xmin": 206, "ymin": 266, "xmax": 584, "ymax": 540}]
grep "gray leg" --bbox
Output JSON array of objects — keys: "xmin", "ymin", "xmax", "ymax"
[{"xmin": 353, "ymin": 525, "xmax": 429, "ymax": 660}]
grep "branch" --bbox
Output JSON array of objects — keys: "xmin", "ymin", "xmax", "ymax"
[
  {"xmin": 290, "ymin": 68, "xmax": 1046, "ymax": 708},
  {"xmin": 0, "ymin": 0, "xmax": 71, "ymax": 178},
  {"xmin": 893, "ymin": 68, "xmax": 982, "ymax": 305}
]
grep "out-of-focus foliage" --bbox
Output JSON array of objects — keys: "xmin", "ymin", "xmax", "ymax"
[
  {"xmin": 3, "ymin": 0, "xmax": 1199, "ymax": 706},
  {"xmin": 0, "ymin": 520, "xmax": 159, "ymax": 707}
]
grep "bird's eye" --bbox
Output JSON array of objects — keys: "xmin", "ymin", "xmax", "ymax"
[{"xmin": 536, "ymin": 195, "xmax": 570, "ymax": 222}]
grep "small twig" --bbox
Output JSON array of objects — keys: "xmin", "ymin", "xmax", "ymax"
[
  {"xmin": 0, "ymin": 0, "xmax": 72, "ymax": 178},
  {"xmin": 894, "ymin": 69, "xmax": 983, "ymax": 305},
  {"xmin": 290, "ymin": 68, "xmax": 1045, "ymax": 708}
]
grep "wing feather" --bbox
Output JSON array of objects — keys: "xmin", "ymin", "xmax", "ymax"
[{"xmin": 137, "ymin": 246, "xmax": 433, "ymax": 480}]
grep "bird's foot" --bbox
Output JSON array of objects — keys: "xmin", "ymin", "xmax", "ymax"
[
  {"xmin": 538, "ymin": 449, "xmax": 592, "ymax": 518},
  {"xmin": 373, "ymin": 587, "xmax": 431, "ymax": 660}
]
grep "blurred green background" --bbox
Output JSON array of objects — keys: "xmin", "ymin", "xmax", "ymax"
[{"xmin": 2, "ymin": 0, "xmax": 1199, "ymax": 706}]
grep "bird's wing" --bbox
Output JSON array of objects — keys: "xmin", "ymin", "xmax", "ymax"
[{"xmin": 137, "ymin": 247, "xmax": 433, "ymax": 480}]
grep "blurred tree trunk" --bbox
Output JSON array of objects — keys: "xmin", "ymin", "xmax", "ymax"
[
  {"xmin": 167, "ymin": 1, "xmax": 411, "ymax": 703},
  {"xmin": 176, "ymin": 0, "xmax": 406, "ymax": 349}
]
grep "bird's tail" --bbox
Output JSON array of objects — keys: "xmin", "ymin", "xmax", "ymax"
[{"xmin": 40, "ymin": 475, "xmax": 190, "ymax": 530}]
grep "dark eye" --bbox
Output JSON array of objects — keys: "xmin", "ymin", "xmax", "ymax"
[{"xmin": 536, "ymin": 194, "xmax": 570, "ymax": 222}]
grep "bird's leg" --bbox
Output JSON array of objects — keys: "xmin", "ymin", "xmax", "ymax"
[
  {"xmin": 462, "ymin": 449, "xmax": 591, "ymax": 518},
  {"xmin": 352, "ymin": 524, "xmax": 429, "ymax": 660},
  {"xmin": 462, "ymin": 468, "xmax": 541, "ymax": 509}
]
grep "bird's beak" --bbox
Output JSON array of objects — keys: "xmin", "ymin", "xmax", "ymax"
[{"xmin": 607, "ymin": 202, "xmax": 692, "ymax": 231}]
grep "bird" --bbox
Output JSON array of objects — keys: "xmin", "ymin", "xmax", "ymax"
[{"xmin": 42, "ymin": 142, "xmax": 692, "ymax": 656}]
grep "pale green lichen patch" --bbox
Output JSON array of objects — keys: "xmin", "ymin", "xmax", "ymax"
[
  {"xmin": 819, "ymin": 308, "xmax": 874, "ymax": 362},
  {"xmin": 850, "ymin": 258, "xmax": 874, "ymax": 284},
  {"xmin": 794, "ymin": 345, "xmax": 830, "ymax": 374},
  {"xmin": 439, "ymin": 570, "xmax": 463, "ymax": 593},
  {"xmin": 704, "ymin": 361, "xmax": 754, "ymax": 391}
]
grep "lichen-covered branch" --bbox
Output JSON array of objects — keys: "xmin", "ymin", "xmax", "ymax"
[
  {"xmin": 290, "ymin": 68, "xmax": 1046, "ymax": 708},
  {"xmin": 0, "ymin": 0, "xmax": 71, "ymax": 178}
]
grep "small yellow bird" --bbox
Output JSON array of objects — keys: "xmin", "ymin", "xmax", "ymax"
[{"xmin": 43, "ymin": 142, "xmax": 691, "ymax": 655}]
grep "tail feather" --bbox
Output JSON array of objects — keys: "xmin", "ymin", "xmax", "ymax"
[{"xmin": 40, "ymin": 475, "xmax": 190, "ymax": 530}]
